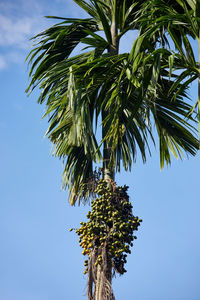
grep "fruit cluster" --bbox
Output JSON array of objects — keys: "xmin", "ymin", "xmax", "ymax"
[{"xmin": 74, "ymin": 179, "xmax": 142, "ymax": 275}]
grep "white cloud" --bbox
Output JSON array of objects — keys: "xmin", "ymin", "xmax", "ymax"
[
  {"xmin": 0, "ymin": 55, "xmax": 7, "ymax": 70},
  {"xmin": 0, "ymin": 12, "xmax": 51, "ymax": 50},
  {"xmin": 0, "ymin": 51, "xmax": 26, "ymax": 71},
  {"xmin": 0, "ymin": 15, "xmax": 32, "ymax": 48},
  {"xmin": 0, "ymin": 0, "xmax": 54, "ymax": 48},
  {"xmin": 0, "ymin": 0, "xmax": 49, "ymax": 71},
  {"xmin": 6, "ymin": 51, "xmax": 25, "ymax": 64},
  {"xmin": 0, "ymin": 0, "xmax": 88, "ymax": 71}
]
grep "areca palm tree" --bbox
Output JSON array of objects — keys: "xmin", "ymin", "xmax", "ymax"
[{"xmin": 26, "ymin": 0, "xmax": 199, "ymax": 299}]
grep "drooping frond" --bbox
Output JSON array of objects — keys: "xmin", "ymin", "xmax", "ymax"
[
  {"xmin": 26, "ymin": 17, "xmax": 104, "ymax": 204},
  {"xmin": 136, "ymin": 0, "xmax": 200, "ymax": 127},
  {"xmin": 26, "ymin": 17, "xmax": 100, "ymax": 97}
]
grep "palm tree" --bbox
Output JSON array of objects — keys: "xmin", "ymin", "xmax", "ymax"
[{"xmin": 26, "ymin": 1, "xmax": 199, "ymax": 299}]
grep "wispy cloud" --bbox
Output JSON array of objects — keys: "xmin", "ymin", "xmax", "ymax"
[
  {"xmin": 0, "ymin": 15, "xmax": 35, "ymax": 49},
  {"xmin": 0, "ymin": 55, "xmax": 7, "ymax": 70},
  {"xmin": 0, "ymin": 0, "xmax": 50, "ymax": 70},
  {"xmin": 0, "ymin": 0, "xmax": 87, "ymax": 71},
  {"xmin": 0, "ymin": 51, "xmax": 26, "ymax": 71}
]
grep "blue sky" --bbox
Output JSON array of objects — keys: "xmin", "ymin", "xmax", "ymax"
[{"xmin": 0, "ymin": 0, "xmax": 200, "ymax": 299}]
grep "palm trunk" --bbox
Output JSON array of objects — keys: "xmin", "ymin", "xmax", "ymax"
[
  {"xmin": 102, "ymin": 0, "xmax": 118, "ymax": 183},
  {"xmin": 94, "ymin": 4, "xmax": 119, "ymax": 300}
]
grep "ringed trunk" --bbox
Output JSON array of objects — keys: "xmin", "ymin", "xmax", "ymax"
[{"xmin": 94, "ymin": 6, "xmax": 119, "ymax": 300}]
